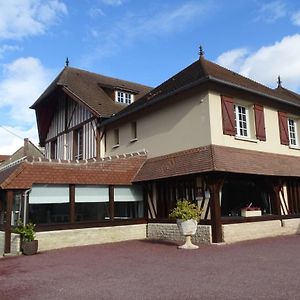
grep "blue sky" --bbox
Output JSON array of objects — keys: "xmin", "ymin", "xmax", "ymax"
[{"xmin": 1, "ymin": 0, "xmax": 300, "ymax": 154}]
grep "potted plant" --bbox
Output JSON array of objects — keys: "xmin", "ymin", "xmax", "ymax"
[
  {"xmin": 169, "ymin": 200, "xmax": 202, "ymax": 249},
  {"xmin": 14, "ymin": 221, "xmax": 38, "ymax": 255}
]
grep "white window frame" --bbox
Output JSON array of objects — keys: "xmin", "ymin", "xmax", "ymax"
[
  {"xmin": 288, "ymin": 118, "xmax": 298, "ymax": 147},
  {"xmin": 234, "ymin": 104, "xmax": 250, "ymax": 138},
  {"xmin": 115, "ymin": 90, "xmax": 133, "ymax": 104}
]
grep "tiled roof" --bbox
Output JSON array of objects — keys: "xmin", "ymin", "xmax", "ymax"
[
  {"xmin": 103, "ymin": 56, "xmax": 300, "ymax": 126},
  {"xmin": 0, "ymin": 151, "xmax": 147, "ymax": 189},
  {"xmin": 0, "ymin": 155, "xmax": 10, "ymax": 162},
  {"xmin": 31, "ymin": 67, "xmax": 152, "ymax": 118},
  {"xmin": 133, "ymin": 145, "xmax": 300, "ymax": 182}
]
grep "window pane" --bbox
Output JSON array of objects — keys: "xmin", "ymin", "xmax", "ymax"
[
  {"xmin": 29, "ymin": 203, "xmax": 69, "ymax": 224},
  {"xmin": 75, "ymin": 202, "xmax": 109, "ymax": 222},
  {"xmin": 114, "ymin": 202, "xmax": 144, "ymax": 219}
]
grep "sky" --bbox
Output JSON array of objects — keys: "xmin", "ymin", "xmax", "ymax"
[{"xmin": 1, "ymin": 0, "xmax": 300, "ymax": 154}]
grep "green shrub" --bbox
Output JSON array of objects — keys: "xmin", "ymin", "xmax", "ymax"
[
  {"xmin": 14, "ymin": 221, "xmax": 36, "ymax": 242},
  {"xmin": 169, "ymin": 199, "xmax": 202, "ymax": 222}
]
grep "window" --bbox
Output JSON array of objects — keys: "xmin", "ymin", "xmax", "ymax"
[
  {"xmin": 116, "ymin": 91, "xmax": 133, "ymax": 104},
  {"xmin": 113, "ymin": 128, "xmax": 119, "ymax": 146},
  {"xmin": 75, "ymin": 185, "xmax": 109, "ymax": 221},
  {"xmin": 50, "ymin": 139, "xmax": 57, "ymax": 159},
  {"xmin": 288, "ymin": 118, "xmax": 298, "ymax": 146},
  {"xmin": 74, "ymin": 127, "xmax": 83, "ymax": 160},
  {"xmin": 131, "ymin": 122, "xmax": 137, "ymax": 141},
  {"xmin": 28, "ymin": 184, "xmax": 69, "ymax": 224},
  {"xmin": 234, "ymin": 104, "xmax": 249, "ymax": 137}
]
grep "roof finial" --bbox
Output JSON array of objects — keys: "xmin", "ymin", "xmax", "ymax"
[
  {"xmin": 65, "ymin": 57, "xmax": 69, "ymax": 67},
  {"xmin": 199, "ymin": 45, "xmax": 204, "ymax": 59},
  {"xmin": 277, "ymin": 75, "xmax": 282, "ymax": 87}
]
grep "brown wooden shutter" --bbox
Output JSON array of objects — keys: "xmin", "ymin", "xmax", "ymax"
[
  {"xmin": 221, "ymin": 95, "xmax": 235, "ymax": 136},
  {"xmin": 254, "ymin": 104, "xmax": 266, "ymax": 141},
  {"xmin": 278, "ymin": 111, "xmax": 289, "ymax": 145}
]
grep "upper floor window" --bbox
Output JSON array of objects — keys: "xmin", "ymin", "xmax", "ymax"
[
  {"xmin": 74, "ymin": 127, "xmax": 83, "ymax": 160},
  {"xmin": 288, "ymin": 118, "xmax": 298, "ymax": 146},
  {"xmin": 234, "ymin": 104, "xmax": 249, "ymax": 137},
  {"xmin": 116, "ymin": 90, "xmax": 133, "ymax": 104},
  {"xmin": 130, "ymin": 121, "xmax": 137, "ymax": 141},
  {"xmin": 113, "ymin": 128, "xmax": 119, "ymax": 147},
  {"xmin": 50, "ymin": 139, "xmax": 57, "ymax": 159},
  {"xmin": 221, "ymin": 96, "xmax": 266, "ymax": 141}
]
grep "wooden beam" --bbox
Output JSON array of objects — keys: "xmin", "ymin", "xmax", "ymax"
[
  {"xmin": 69, "ymin": 185, "xmax": 75, "ymax": 223},
  {"xmin": 109, "ymin": 185, "xmax": 114, "ymax": 220},
  {"xmin": 207, "ymin": 174, "xmax": 224, "ymax": 243},
  {"xmin": 4, "ymin": 190, "xmax": 13, "ymax": 254}
]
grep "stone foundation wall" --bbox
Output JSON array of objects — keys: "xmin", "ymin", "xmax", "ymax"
[
  {"xmin": 147, "ymin": 223, "xmax": 212, "ymax": 244},
  {"xmin": 0, "ymin": 231, "xmax": 4, "ymax": 256},
  {"xmin": 36, "ymin": 224, "xmax": 147, "ymax": 252},
  {"xmin": 223, "ymin": 220, "xmax": 283, "ymax": 243},
  {"xmin": 282, "ymin": 218, "xmax": 300, "ymax": 234}
]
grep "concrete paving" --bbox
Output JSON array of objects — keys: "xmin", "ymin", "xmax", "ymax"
[{"xmin": 0, "ymin": 235, "xmax": 300, "ymax": 299}]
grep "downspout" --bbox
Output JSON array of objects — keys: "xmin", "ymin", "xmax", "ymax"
[{"xmin": 23, "ymin": 188, "xmax": 31, "ymax": 225}]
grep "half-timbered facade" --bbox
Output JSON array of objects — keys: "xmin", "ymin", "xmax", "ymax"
[{"xmin": 1, "ymin": 51, "xmax": 300, "ymax": 254}]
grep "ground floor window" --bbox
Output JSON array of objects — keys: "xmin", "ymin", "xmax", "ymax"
[
  {"xmin": 114, "ymin": 186, "xmax": 144, "ymax": 219},
  {"xmin": 28, "ymin": 184, "xmax": 69, "ymax": 224},
  {"xmin": 75, "ymin": 185, "xmax": 109, "ymax": 221},
  {"xmin": 29, "ymin": 203, "xmax": 69, "ymax": 224}
]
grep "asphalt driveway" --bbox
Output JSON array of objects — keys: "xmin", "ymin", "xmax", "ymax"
[{"xmin": 1, "ymin": 235, "xmax": 300, "ymax": 300}]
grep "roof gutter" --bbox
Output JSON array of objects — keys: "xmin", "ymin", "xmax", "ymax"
[{"xmin": 208, "ymin": 76, "xmax": 300, "ymax": 109}]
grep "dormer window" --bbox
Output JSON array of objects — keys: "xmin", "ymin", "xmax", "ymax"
[{"xmin": 115, "ymin": 90, "xmax": 133, "ymax": 104}]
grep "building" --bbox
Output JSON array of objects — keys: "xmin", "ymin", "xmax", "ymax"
[{"xmin": 1, "ymin": 52, "xmax": 300, "ymax": 254}]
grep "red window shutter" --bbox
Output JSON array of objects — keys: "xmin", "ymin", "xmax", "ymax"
[
  {"xmin": 254, "ymin": 104, "xmax": 266, "ymax": 141},
  {"xmin": 221, "ymin": 96, "xmax": 235, "ymax": 136},
  {"xmin": 278, "ymin": 111, "xmax": 289, "ymax": 145}
]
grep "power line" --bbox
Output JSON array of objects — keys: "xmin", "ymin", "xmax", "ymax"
[{"xmin": 0, "ymin": 125, "xmax": 24, "ymax": 140}]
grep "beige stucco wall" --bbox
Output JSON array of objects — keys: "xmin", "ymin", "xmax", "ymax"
[
  {"xmin": 106, "ymin": 92, "xmax": 211, "ymax": 158},
  {"xmin": 209, "ymin": 91, "xmax": 300, "ymax": 157},
  {"xmin": 36, "ymin": 224, "xmax": 147, "ymax": 252},
  {"xmin": 0, "ymin": 232, "xmax": 20, "ymax": 256}
]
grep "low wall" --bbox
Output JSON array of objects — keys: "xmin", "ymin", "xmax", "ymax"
[
  {"xmin": 223, "ymin": 220, "xmax": 283, "ymax": 243},
  {"xmin": 147, "ymin": 223, "xmax": 212, "ymax": 244},
  {"xmin": 0, "ymin": 231, "xmax": 20, "ymax": 256},
  {"xmin": 282, "ymin": 218, "xmax": 300, "ymax": 235},
  {"xmin": 36, "ymin": 224, "xmax": 147, "ymax": 252}
]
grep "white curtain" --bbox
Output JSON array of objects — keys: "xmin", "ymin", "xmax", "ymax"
[
  {"xmin": 75, "ymin": 185, "xmax": 109, "ymax": 203},
  {"xmin": 29, "ymin": 184, "xmax": 69, "ymax": 204},
  {"xmin": 114, "ymin": 186, "xmax": 143, "ymax": 202}
]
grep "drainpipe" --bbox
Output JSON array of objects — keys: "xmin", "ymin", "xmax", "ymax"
[{"xmin": 23, "ymin": 189, "xmax": 31, "ymax": 225}]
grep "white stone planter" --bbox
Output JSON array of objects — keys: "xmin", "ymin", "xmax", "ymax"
[
  {"xmin": 241, "ymin": 209, "xmax": 262, "ymax": 217},
  {"xmin": 176, "ymin": 219, "xmax": 198, "ymax": 249}
]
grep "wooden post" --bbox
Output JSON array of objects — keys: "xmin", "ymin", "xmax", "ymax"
[
  {"xmin": 265, "ymin": 178, "xmax": 282, "ymax": 215},
  {"xmin": 143, "ymin": 184, "xmax": 148, "ymax": 220},
  {"xmin": 207, "ymin": 174, "xmax": 224, "ymax": 243},
  {"xmin": 69, "ymin": 184, "xmax": 75, "ymax": 223},
  {"xmin": 109, "ymin": 185, "xmax": 114, "ymax": 220},
  {"xmin": 4, "ymin": 190, "xmax": 13, "ymax": 254}
]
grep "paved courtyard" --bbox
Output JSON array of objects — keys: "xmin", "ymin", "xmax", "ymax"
[{"xmin": 0, "ymin": 235, "xmax": 300, "ymax": 300}]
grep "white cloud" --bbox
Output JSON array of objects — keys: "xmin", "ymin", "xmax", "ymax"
[
  {"xmin": 0, "ymin": 57, "xmax": 54, "ymax": 124},
  {"xmin": 0, "ymin": 56, "xmax": 53, "ymax": 154},
  {"xmin": 0, "ymin": 0, "xmax": 68, "ymax": 40},
  {"xmin": 81, "ymin": 2, "xmax": 212, "ymax": 65},
  {"xmin": 0, "ymin": 45, "xmax": 21, "ymax": 59},
  {"xmin": 0, "ymin": 125, "xmax": 38, "ymax": 155},
  {"xmin": 291, "ymin": 10, "xmax": 300, "ymax": 26},
  {"xmin": 216, "ymin": 48, "xmax": 249, "ymax": 71},
  {"xmin": 215, "ymin": 34, "xmax": 300, "ymax": 91},
  {"xmin": 88, "ymin": 7, "xmax": 105, "ymax": 18},
  {"xmin": 101, "ymin": 0, "xmax": 124, "ymax": 6},
  {"xmin": 256, "ymin": 1, "xmax": 286, "ymax": 23}
]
